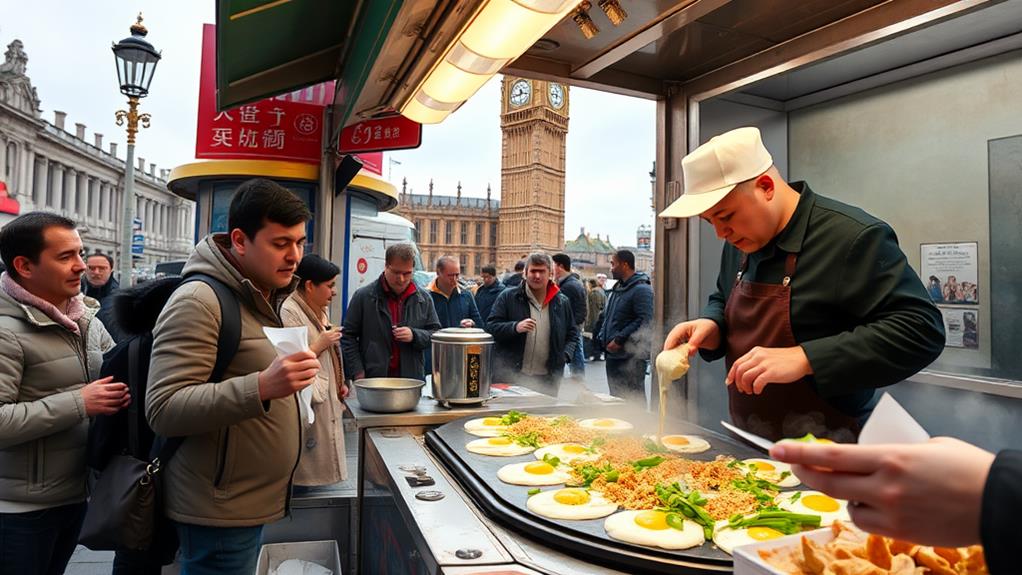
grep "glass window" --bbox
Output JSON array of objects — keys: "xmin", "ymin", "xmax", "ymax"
[
  {"xmin": 490, "ymin": 222, "xmax": 498, "ymax": 246},
  {"xmin": 475, "ymin": 223, "xmax": 483, "ymax": 245},
  {"xmin": 459, "ymin": 254, "xmax": 467, "ymax": 271},
  {"xmin": 445, "ymin": 221, "xmax": 452, "ymax": 244},
  {"xmin": 210, "ymin": 180, "xmax": 315, "ymax": 245},
  {"xmin": 460, "ymin": 222, "xmax": 468, "ymax": 244},
  {"xmin": 429, "ymin": 220, "xmax": 437, "ymax": 243}
]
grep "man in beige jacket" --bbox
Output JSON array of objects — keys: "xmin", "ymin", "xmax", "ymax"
[
  {"xmin": 146, "ymin": 179, "xmax": 320, "ymax": 575},
  {"xmin": 0, "ymin": 212, "xmax": 125, "ymax": 575}
]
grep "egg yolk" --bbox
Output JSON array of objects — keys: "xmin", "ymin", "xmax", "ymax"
[
  {"xmin": 662, "ymin": 435, "xmax": 691, "ymax": 446},
  {"xmin": 633, "ymin": 510, "xmax": 670, "ymax": 530},
  {"xmin": 563, "ymin": 444, "xmax": 587, "ymax": 454},
  {"xmin": 751, "ymin": 461, "xmax": 776, "ymax": 472},
  {"xmin": 524, "ymin": 462, "xmax": 555, "ymax": 475},
  {"xmin": 553, "ymin": 489, "xmax": 591, "ymax": 505},
  {"xmin": 482, "ymin": 417, "xmax": 503, "ymax": 426},
  {"xmin": 748, "ymin": 527, "xmax": 785, "ymax": 541},
  {"xmin": 487, "ymin": 437, "xmax": 513, "ymax": 445},
  {"xmin": 802, "ymin": 494, "xmax": 841, "ymax": 513},
  {"xmin": 594, "ymin": 419, "xmax": 618, "ymax": 427}
]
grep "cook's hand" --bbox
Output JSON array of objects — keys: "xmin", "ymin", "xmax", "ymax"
[
  {"xmin": 605, "ymin": 340, "xmax": 623, "ymax": 353},
  {"xmin": 336, "ymin": 381, "xmax": 350, "ymax": 402},
  {"xmin": 769, "ymin": 438, "xmax": 994, "ymax": 548},
  {"xmin": 311, "ymin": 326, "xmax": 342, "ymax": 354},
  {"xmin": 726, "ymin": 345, "xmax": 812, "ymax": 394},
  {"xmin": 460, "ymin": 318, "xmax": 475, "ymax": 328},
  {"xmin": 392, "ymin": 326, "xmax": 414, "ymax": 342},
  {"xmin": 664, "ymin": 319, "xmax": 720, "ymax": 355},
  {"xmin": 516, "ymin": 319, "xmax": 537, "ymax": 333}
]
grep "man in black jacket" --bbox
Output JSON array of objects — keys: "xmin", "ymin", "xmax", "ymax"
[
  {"xmin": 486, "ymin": 253, "xmax": 578, "ymax": 396},
  {"xmin": 81, "ymin": 252, "xmax": 127, "ymax": 342},
  {"xmin": 598, "ymin": 250, "xmax": 654, "ymax": 402},
  {"xmin": 553, "ymin": 253, "xmax": 586, "ymax": 379},
  {"xmin": 473, "ymin": 265, "xmax": 504, "ymax": 328},
  {"xmin": 342, "ymin": 243, "xmax": 441, "ymax": 380}
]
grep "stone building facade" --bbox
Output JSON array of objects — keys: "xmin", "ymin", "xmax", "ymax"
[
  {"xmin": 0, "ymin": 38, "xmax": 193, "ymax": 275},
  {"xmin": 393, "ymin": 179, "xmax": 500, "ymax": 277}
]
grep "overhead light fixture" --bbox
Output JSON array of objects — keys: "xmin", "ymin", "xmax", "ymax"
[
  {"xmin": 401, "ymin": 0, "xmax": 580, "ymax": 124},
  {"xmin": 598, "ymin": 0, "xmax": 627, "ymax": 26},
  {"xmin": 572, "ymin": 1, "xmax": 599, "ymax": 39}
]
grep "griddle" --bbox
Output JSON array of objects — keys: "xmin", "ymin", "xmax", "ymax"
[{"xmin": 425, "ymin": 407, "xmax": 789, "ymax": 574}]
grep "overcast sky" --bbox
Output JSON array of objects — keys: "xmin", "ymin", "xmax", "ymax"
[{"xmin": 2, "ymin": 0, "xmax": 657, "ymax": 248}]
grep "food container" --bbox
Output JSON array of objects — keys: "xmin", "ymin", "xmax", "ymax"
[
  {"xmin": 431, "ymin": 328, "xmax": 493, "ymax": 407},
  {"xmin": 732, "ymin": 527, "xmax": 833, "ymax": 575},
  {"xmin": 255, "ymin": 540, "xmax": 342, "ymax": 575},
  {"xmin": 353, "ymin": 378, "xmax": 424, "ymax": 413}
]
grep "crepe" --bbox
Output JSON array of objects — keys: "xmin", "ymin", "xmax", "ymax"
[{"xmin": 655, "ymin": 344, "xmax": 691, "ymax": 437}]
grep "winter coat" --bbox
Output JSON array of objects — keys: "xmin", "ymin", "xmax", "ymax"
[
  {"xmin": 598, "ymin": 272, "xmax": 654, "ymax": 360},
  {"xmin": 473, "ymin": 280, "xmax": 504, "ymax": 328},
  {"xmin": 585, "ymin": 288, "xmax": 606, "ymax": 333},
  {"xmin": 0, "ymin": 281, "xmax": 113, "ymax": 512},
  {"xmin": 485, "ymin": 281, "xmax": 578, "ymax": 385},
  {"xmin": 146, "ymin": 234, "xmax": 302, "ymax": 527},
  {"xmin": 557, "ymin": 272, "xmax": 587, "ymax": 326},
  {"xmin": 429, "ymin": 281, "xmax": 483, "ymax": 329},
  {"xmin": 341, "ymin": 278, "xmax": 440, "ymax": 380},
  {"xmin": 281, "ymin": 293, "xmax": 347, "ymax": 487}
]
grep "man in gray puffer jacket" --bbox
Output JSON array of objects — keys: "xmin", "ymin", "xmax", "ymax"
[{"xmin": 0, "ymin": 212, "xmax": 125, "ymax": 574}]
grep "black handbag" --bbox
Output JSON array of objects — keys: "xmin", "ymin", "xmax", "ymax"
[{"xmin": 78, "ymin": 274, "xmax": 241, "ymax": 552}]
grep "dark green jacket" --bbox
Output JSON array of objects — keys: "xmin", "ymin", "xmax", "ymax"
[{"xmin": 700, "ymin": 183, "xmax": 945, "ymax": 418}]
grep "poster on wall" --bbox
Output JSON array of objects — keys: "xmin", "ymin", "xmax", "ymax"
[
  {"xmin": 920, "ymin": 242, "xmax": 979, "ymax": 304},
  {"xmin": 939, "ymin": 306, "xmax": 979, "ymax": 349}
]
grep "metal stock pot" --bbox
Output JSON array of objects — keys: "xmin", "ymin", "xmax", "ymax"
[{"xmin": 431, "ymin": 328, "xmax": 493, "ymax": 407}]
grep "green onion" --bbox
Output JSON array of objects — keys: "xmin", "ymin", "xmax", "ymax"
[
  {"xmin": 542, "ymin": 453, "xmax": 561, "ymax": 467},
  {"xmin": 631, "ymin": 455, "xmax": 666, "ymax": 470},
  {"xmin": 665, "ymin": 512, "xmax": 686, "ymax": 531},
  {"xmin": 500, "ymin": 410, "xmax": 528, "ymax": 426},
  {"xmin": 527, "ymin": 488, "xmax": 540, "ymax": 496}
]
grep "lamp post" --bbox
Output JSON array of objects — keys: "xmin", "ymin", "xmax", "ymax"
[{"xmin": 112, "ymin": 14, "xmax": 160, "ymax": 286}]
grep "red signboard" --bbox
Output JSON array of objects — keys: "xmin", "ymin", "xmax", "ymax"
[
  {"xmin": 339, "ymin": 116, "xmax": 422, "ymax": 154},
  {"xmin": 0, "ymin": 181, "xmax": 19, "ymax": 216},
  {"xmin": 195, "ymin": 24, "xmax": 333, "ymax": 164}
]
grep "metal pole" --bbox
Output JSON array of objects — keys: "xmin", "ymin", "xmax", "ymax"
[
  {"xmin": 114, "ymin": 96, "xmax": 150, "ymax": 287},
  {"xmin": 120, "ymin": 141, "xmax": 135, "ymax": 286}
]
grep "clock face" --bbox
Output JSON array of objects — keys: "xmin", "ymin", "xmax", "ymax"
[
  {"xmin": 510, "ymin": 79, "xmax": 531, "ymax": 107},
  {"xmin": 549, "ymin": 83, "xmax": 564, "ymax": 109}
]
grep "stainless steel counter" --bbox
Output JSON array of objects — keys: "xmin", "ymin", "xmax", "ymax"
[{"xmin": 346, "ymin": 388, "xmax": 572, "ymax": 430}]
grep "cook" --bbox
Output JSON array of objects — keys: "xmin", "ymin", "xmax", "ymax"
[{"xmin": 661, "ymin": 127, "xmax": 945, "ymax": 441}]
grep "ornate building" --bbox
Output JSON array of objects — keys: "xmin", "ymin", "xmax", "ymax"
[
  {"xmin": 393, "ymin": 179, "xmax": 499, "ymax": 276},
  {"xmin": 0, "ymin": 37, "xmax": 193, "ymax": 274},
  {"xmin": 564, "ymin": 228, "xmax": 616, "ymax": 276},
  {"xmin": 497, "ymin": 76, "xmax": 569, "ymax": 271}
]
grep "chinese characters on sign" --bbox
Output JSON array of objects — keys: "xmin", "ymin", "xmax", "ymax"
[{"xmin": 339, "ymin": 115, "xmax": 422, "ymax": 154}]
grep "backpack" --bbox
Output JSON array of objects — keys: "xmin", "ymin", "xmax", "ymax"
[{"xmin": 80, "ymin": 273, "xmax": 240, "ymax": 555}]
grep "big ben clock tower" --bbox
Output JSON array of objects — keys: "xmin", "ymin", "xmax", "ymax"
[{"xmin": 497, "ymin": 76, "xmax": 569, "ymax": 271}]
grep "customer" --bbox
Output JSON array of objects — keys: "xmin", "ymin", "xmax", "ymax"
[
  {"xmin": 146, "ymin": 179, "xmax": 320, "ymax": 575},
  {"xmin": 282, "ymin": 254, "xmax": 348, "ymax": 487},
  {"xmin": 486, "ymin": 253, "xmax": 578, "ymax": 396},
  {"xmin": 342, "ymin": 243, "xmax": 440, "ymax": 381},
  {"xmin": 0, "ymin": 212, "xmax": 125, "ymax": 575}
]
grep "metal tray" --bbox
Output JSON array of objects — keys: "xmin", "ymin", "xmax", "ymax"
[{"xmin": 425, "ymin": 406, "xmax": 782, "ymax": 574}]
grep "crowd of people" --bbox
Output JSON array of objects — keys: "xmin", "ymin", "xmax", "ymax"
[{"xmin": 1, "ymin": 139, "xmax": 1018, "ymax": 574}]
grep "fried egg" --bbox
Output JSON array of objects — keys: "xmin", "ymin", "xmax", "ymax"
[
  {"xmin": 712, "ymin": 519, "xmax": 787, "ymax": 554},
  {"xmin": 497, "ymin": 461, "xmax": 573, "ymax": 486},
  {"xmin": 526, "ymin": 488, "xmax": 618, "ymax": 520},
  {"xmin": 578, "ymin": 418, "xmax": 634, "ymax": 433},
  {"xmin": 465, "ymin": 436, "xmax": 535, "ymax": 457},
  {"xmin": 776, "ymin": 491, "xmax": 850, "ymax": 526},
  {"xmin": 534, "ymin": 443, "xmax": 601, "ymax": 464},
  {"xmin": 463, "ymin": 416, "xmax": 509, "ymax": 437},
  {"xmin": 604, "ymin": 510, "xmax": 706, "ymax": 550},
  {"xmin": 657, "ymin": 434, "xmax": 711, "ymax": 454},
  {"xmin": 741, "ymin": 458, "xmax": 801, "ymax": 487}
]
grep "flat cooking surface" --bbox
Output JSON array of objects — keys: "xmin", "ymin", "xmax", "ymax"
[{"xmin": 425, "ymin": 407, "xmax": 782, "ymax": 574}]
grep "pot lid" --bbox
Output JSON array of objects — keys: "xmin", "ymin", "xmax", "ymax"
[{"xmin": 431, "ymin": 327, "xmax": 494, "ymax": 343}]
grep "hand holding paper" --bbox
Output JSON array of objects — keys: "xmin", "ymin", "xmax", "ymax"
[{"xmin": 260, "ymin": 326, "xmax": 321, "ymax": 423}]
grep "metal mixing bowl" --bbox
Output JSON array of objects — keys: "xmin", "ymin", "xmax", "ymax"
[{"xmin": 353, "ymin": 378, "xmax": 424, "ymax": 413}]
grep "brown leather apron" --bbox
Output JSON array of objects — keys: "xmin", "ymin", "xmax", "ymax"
[{"xmin": 724, "ymin": 252, "xmax": 860, "ymax": 442}]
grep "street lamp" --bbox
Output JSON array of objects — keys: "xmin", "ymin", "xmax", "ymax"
[{"xmin": 112, "ymin": 13, "xmax": 160, "ymax": 286}]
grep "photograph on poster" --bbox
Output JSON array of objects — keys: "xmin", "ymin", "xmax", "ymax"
[
  {"xmin": 939, "ymin": 305, "xmax": 979, "ymax": 349},
  {"xmin": 921, "ymin": 242, "xmax": 979, "ymax": 304}
]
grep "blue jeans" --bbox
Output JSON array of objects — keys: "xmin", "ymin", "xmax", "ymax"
[
  {"xmin": 0, "ymin": 501, "xmax": 86, "ymax": 575},
  {"xmin": 175, "ymin": 522, "xmax": 264, "ymax": 575},
  {"xmin": 569, "ymin": 326, "xmax": 586, "ymax": 377}
]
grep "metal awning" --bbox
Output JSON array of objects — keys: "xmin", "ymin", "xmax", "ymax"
[{"xmin": 215, "ymin": 0, "xmax": 362, "ymax": 110}]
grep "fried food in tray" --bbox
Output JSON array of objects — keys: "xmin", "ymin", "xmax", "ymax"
[{"xmin": 757, "ymin": 521, "xmax": 988, "ymax": 575}]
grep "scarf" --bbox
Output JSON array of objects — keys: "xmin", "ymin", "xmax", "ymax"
[{"xmin": 1, "ymin": 272, "xmax": 85, "ymax": 334}]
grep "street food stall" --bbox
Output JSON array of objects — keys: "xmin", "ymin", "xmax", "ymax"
[{"xmin": 205, "ymin": 0, "xmax": 1022, "ymax": 572}]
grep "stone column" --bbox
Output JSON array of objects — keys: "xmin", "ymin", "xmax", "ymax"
[
  {"xmin": 51, "ymin": 164, "xmax": 64, "ymax": 210},
  {"xmin": 33, "ymin": 156, "xmax": 48, "ymax": 208},
  {"xmin": 64, "ymin": 169, "xmax": 78, "ymax": 217},
  {"xmin": 19, "ymin": 146, "xmax": 34, "ymax": 201},
  {"xmin": 0, "ymin": 137, "xmax": 7, "ymax": 178}
]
